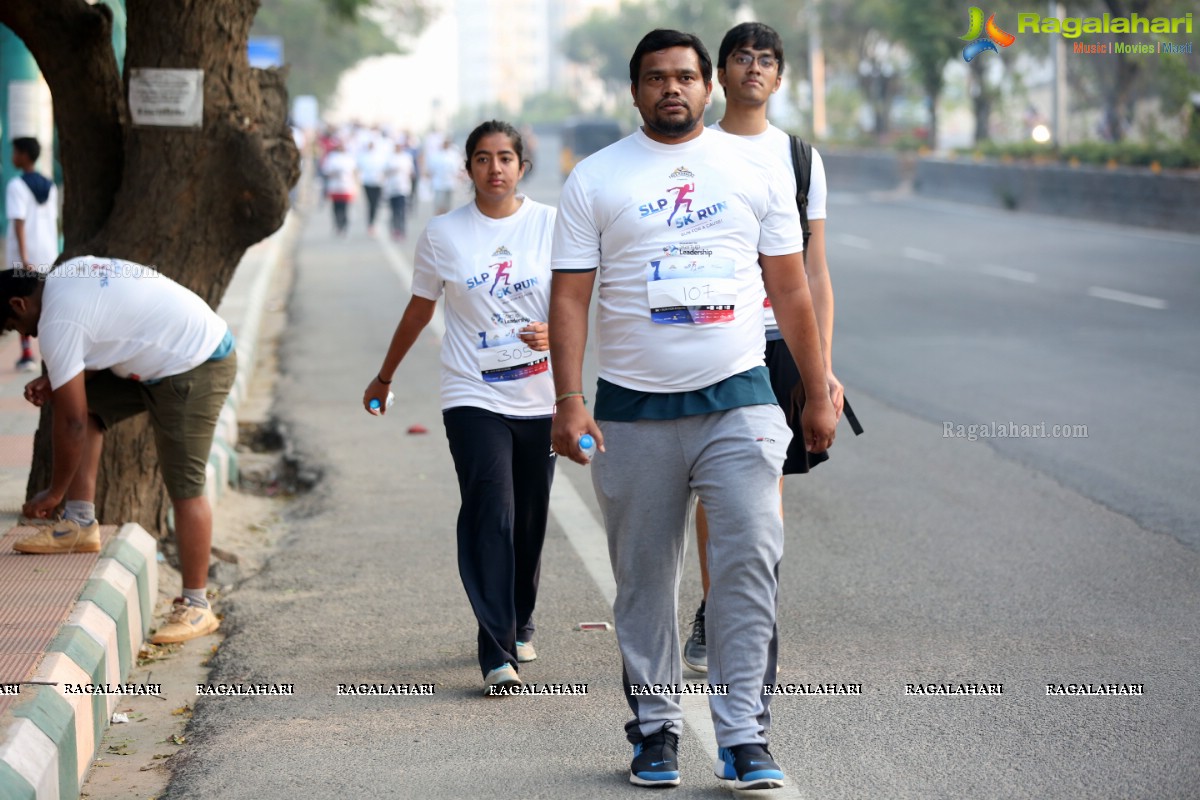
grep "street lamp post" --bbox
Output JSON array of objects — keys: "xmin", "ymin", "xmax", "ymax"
[
  {"xmin": 808, "ymin": 0, "xmax": 827, "ymax": 139},
  {"xmin": 1050, "ymin": 1, "xmax": 1067, "ymax": 146}
]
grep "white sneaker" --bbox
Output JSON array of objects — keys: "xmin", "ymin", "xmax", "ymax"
[
  {"xmin": 516, "ymin": 641, "xmax": 537, "ymax": 663},
  {"xmin": 151, "ymin": 599, "xmax": 219, "ymax": 644},
  {"xmin": 483, "ymin": 664, "xmax": 522, "ymax": 696},
  {"xmin": 12, "ymin": 519, "xmax": 100, "ymax": 554}
]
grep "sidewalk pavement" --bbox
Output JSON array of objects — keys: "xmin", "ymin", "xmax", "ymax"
[{"xmin": 0, "ymin": 221, "xmax": 292, "ymax": 800}]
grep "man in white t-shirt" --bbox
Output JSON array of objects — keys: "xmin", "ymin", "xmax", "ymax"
[
  {"xmin": 383, "ymin": 141, "xmax": 415, "ymax": 240},
  {"xmin": 6, "ymin": 137, "xmax": 59, "ymax": 371},
  {"xmin": 427, "ymin": 139, "xmax": 461, "ymax": 215},
  {"xmin": 1, "ymin": 260, "xmax": 237, "ymax": 644},
  {"xmin": 548, "ymin": 28, "xmax": 836, "ymax": 791},
  {"xmin": 682, "ymin": 20, "xmax": 847, "ymax": 676},
  {"xmin": 357, "ymin": 137, "xmax": 388, "ymax": 234}
]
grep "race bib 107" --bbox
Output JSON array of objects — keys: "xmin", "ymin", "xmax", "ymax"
[{"xmin": 646, "ymin": 255, "xmax": 737, "ymax": 325}]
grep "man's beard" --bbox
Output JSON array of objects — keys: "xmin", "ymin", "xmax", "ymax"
[{"xmin": 644, "ymin": 107, "xmax": 701, "ymax": 138}]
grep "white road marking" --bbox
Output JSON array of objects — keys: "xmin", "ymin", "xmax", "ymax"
[
  {"xmin": 902, "ymin": 247, "xmax": 946, "ymax": 265},
  {"xmin": 832, "ymin": 233, "xmax": 872, "ymax": 249},
  {"xmin": 550, "ymin": 475, "xmax": 615, "ymax": 606},
  {"xmin": 1086, "ymin": 286, "xmax": 1167, "ymax": 310},
  {"xmin": 978, "ymin": 265, "xmax": 1038, "ymax": 284},
  {"xmin": 549, "ymin": 476, "xmax": 805, "ymax": 798},
  {"xmin": 377, "ymin": 234, "xmax": 447, "ymax": 337}
]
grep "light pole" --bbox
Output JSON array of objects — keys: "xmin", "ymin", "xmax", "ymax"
[
  {"xmin": 1050, "ymin": 1, "xmax": 1067, "ymax": 146},
  {"xmin": 808, "ymin": 0, "xmax": 827, "ymax": 139}
]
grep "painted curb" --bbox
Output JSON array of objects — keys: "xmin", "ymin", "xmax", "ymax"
[{"xmin": 0, "ymin": 525, "xmax": 157, "ymax": 800}]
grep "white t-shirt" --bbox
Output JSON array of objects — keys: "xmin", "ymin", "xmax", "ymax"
[
  {"xmin": 711, "ymin": 121, "xmax": 826, "ymax": 220},
  {"xmin": 551, "ymin": 127, "xmax": 804, "ymax": 393},
  {"xmin": 411, "ymin": 198, "xmax": 557, "ymax": 416},
  {"xmin": 711, "ymin": 121, "xmax": 827, "ymax": 333},
  {"xmin": 39, "ymin": 257, "xmax": 229, "ymax": 390},
  {"xmin": 5, "ymin": 175, "xmax": 59, "ymax": 271},
  {"xmin": 323, "ymin": 151, "xmax": 357, "ymax": 196},
  {"xmin": 427, "ymin": 148, "xmax": 461, "ymax": 192},
  {"xmin": 384, "ymin": 149, "xmax": 415, "ymax": 198},
  {"xmin": 357, "ymin": 145, "xmax": 388, "ymax": 187}
]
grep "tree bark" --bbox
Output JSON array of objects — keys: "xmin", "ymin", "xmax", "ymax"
[
  {"xmin": 4, "ymin": 0, "xmax": 298, "ymax": 537},
  {"xmin": 1098, "ymin": 0, "xmax": 1151, "ymax": 142},
  {"xmin": 969, "ymin": 58, "xmax": 993, "ymax": 145},
  {"xmin": 1102, "ymin": 55, "xmax": 1143, "ymax": 142},
  {"xmin": 0, "ymin": 0, "xmax": 126, "ymax": 251},
  {"xmin": 856, "ymin": 69, "xmax": 892, "ymax": 142},
  {"xmin": 925, "ymin": 83, "xmax": 941, "ymax": 150}
]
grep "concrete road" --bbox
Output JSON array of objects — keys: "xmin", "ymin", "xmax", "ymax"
[
  {"xmin": 165, "ymin": 161, "xmax": 1200, "ymax": 799},
  {"xmin": 828, "ymin": 191, "xmax": 1200, "ymax": 547}
]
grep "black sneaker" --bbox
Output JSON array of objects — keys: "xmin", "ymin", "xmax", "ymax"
[
  {"xmin": 630, "ymin": 721, "xmax": 681, "ymax": 787},
  {"xmin": 682, "ymin": 600, "xmax": 707, "ymax": 674},
  {"xmin": 714, "ymin": 742, "xmax": 785, "ymax": 790}
]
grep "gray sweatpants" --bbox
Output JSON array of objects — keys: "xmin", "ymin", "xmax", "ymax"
[{"xmin": 592, "ymin": 404, "xmax": 790, "ymax": 747}]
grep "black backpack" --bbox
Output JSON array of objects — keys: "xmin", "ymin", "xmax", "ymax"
[
  {"xmin": 788, "ymin": 134, "xmax": 813, "ymax": 254},
  {"xmin": 787, "ymin": 133, "xmax": 864, "ymax": 436}
]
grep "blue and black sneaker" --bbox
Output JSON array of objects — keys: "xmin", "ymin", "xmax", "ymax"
[
  {"xmin": 630, "ymin": 721, "xmax": 681, "ymax": 787},
  {"xmin": 714, "ymin": 742, "xmax": 785, "ymax": 790}
]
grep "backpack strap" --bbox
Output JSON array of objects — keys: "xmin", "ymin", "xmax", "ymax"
[
  {"xmin": 789, "ymin": 134, "xmax": 812, "ymax": 252},
  {"xmin": 788, "ymin": 134, "xmax": 863, "ymax": 435}
]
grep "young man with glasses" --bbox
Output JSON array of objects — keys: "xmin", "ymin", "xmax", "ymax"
[{"xmin": 683, "ymin": 21, "xmax": 845, "ymax": 676}]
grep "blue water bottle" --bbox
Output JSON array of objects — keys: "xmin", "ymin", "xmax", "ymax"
[{"xmin": 579, "ymin": 433, "xmax": 596, "ymax": 463}]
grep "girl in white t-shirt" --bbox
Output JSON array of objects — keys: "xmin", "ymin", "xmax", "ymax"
[{"xmin": 363, "ymin": 120, "xmax": 556, "ymax": 695}]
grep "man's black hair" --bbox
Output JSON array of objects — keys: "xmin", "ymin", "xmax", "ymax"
[
  {"xmin": 12, "ymin": 137, "xmax": 41, "ymax": 163},
  {"xmin": 629, "ymin": 29, "xmax": 713, "ymax": 85},
  {"xmin": 0, "ymin": 269, "xmax": 43, "ymax": 328},
  {"xmin": 717, "ymin": 22, "xmax": 785, "ymax": 76}
]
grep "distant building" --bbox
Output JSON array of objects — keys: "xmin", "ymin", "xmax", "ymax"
[{"xmin": 454, "ymin": 0, "xmax": 618, "ymax": 116}]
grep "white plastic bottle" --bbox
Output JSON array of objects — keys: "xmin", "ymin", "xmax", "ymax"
[
  {"xmin": 579, "ymin": 433, "xmax": 596, "ymax": 463},
  {"xmin": 369, "ymin": 392, "xmax": 395, "ymax": 415}
]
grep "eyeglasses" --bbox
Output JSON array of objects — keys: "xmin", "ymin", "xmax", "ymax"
[{"xmin": 732, "ymin": 53, "xmax": 778, "ymax": 70}]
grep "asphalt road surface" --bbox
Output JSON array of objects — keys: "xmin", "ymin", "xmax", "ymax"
[{"xmin": 164, "ymin": 151, "xmax": 1200, "ymax": 799}]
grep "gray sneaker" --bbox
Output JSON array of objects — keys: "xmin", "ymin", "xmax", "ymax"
[
  {"xmin": 682, "ymin": 600, "xmax": 707, "ymax": 674},
  {"xmin": 483, "ymin": 664, "xmax": 522, "ymax": 696}
]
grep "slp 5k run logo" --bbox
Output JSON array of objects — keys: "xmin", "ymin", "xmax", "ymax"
[
  {"xmin": 960, "ymin": 7, "xmax": 1016, "ymax": 62},
  {"xmin": 638, "ymin": 167, "xmax": 730, "ymax": 231}
]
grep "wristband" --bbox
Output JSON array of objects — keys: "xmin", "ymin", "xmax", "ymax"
[
  {"xmin": 377, "ymin": 374, "xmax": 392, "ymax": 385},
  {"xmin": 555, "ymin": 391, "xmax": 586, "ymax": 405}
]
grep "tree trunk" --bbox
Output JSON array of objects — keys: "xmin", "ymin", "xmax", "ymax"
[
  {"xmin": 1098, "ymin": 0, "xmax": 1149, "ymax": 143},
  {"xmin": 857, "ymin": 70, "xmax": 896, "ymax": 142},
  {"xmin": 2, "ymin": 0, "xmax": 298, "ymax": 538},
  {"xmin": 1102, "ymin": 55, "xmax": 1142, "ymax": 142},
  {"xmin": 926, "ymin": 88, "xmax": 940, "ymax": 150},
  {"xmin": 969, "ymin": 58, "xmax": 992, "ymax": 145},
  {"xmin": 873, "ymin": 75, "xmax": 895, "ymax": 140}
]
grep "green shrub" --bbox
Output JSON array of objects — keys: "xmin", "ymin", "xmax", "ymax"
[{"xmin": 952, "ymin": 141, "xmax": 1200, "ymax": 169}]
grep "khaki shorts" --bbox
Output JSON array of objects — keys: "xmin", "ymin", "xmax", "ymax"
[{"xmin": 86, "ymin": 352, "xmax": 237, "ymax": 499}]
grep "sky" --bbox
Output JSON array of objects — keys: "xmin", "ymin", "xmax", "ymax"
[{"xmin": 326, "ymin": 7, "xmax": 460, "ymax": 133}]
